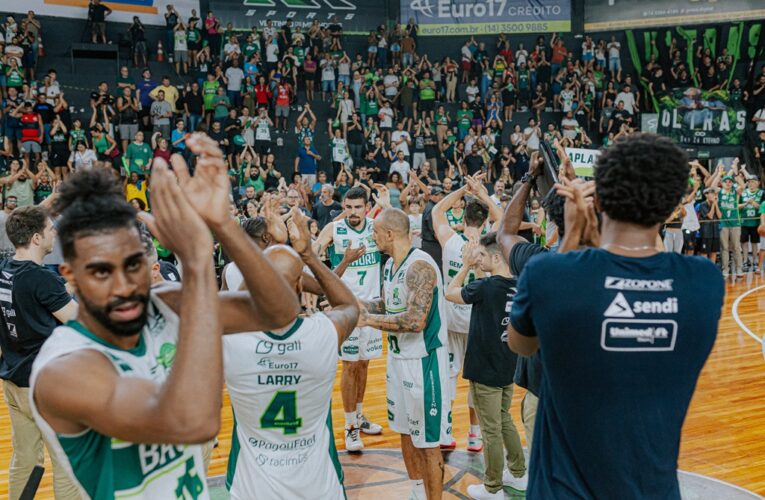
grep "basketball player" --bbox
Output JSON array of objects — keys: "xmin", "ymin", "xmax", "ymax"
[
  {"xmin": 315, "ymin": 186, "xmax": 384, "ymax": 451},
  {"xmin": 224, "ymin": 207, "xmax": 359, "ymax": 499},
  {"xmin": 357, "ymin": 208, "xmax": 452, "ymax": 500},
  {"xmin": 507, "ymin": 133, "xmax": 724, "ymax": 498},
  {"xmin": 432, "ymin": 174, "xmax": 502, "ymax": 451},
  {"xmin": 29, "ymin": 134, "xmax": 302, "ymax": 499}
]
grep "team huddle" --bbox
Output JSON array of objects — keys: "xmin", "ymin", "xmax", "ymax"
[{"xmin": 26, "ymin": 133, "xmax": 502, "ymax": 500}]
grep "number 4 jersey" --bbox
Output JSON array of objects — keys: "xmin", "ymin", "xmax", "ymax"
[{"xmin": 223, "ymin": 313, "xmax": 344, "ymax": 500}]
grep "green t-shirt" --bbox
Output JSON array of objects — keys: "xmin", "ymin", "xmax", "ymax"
[
  {"xmin": 741, "ymin": 188, "xmax": 763, "ymax": 227},
  {"xmin": 243, "ymin": 42, "xmax": 260, "ymax": 59},
  {"xmin": 718, "ymin": 189, "xmax": 740, "ymax": 227},
  {"xmin": 202, "ymin": 80, "xmax": 220, "ymax": 110},
  {"xmin": 212, "ymin": 95, "xmax": 231, "ymax": 119},
  {"xmin": 187, "ymin": 28, "xmax": 200, "ymax": 43},
  {"xmin": 366, "ymin": 98, "xmax": 379, "ymax": 116},
  {"xmin": 6, "ymin": 67, "xmax": 24, "ymax": 88},
  {"xmin": 115, "ymin": 75, "xmax": 134, "ymax": 96},
  {"xmin": 69, "ymin": 129, "xmax": 87, "ymax": 149},
  {"xmin": 518, "ymin": 71, "xmax": 529, "ymax": 90},
  {"xmin": 126, "ymin": 142, "xmax": 153, "ymax": 173},
  {"xmin": 419, "ymin": 79, "xmax": 435, "ymax": 100},
  {"xmin": 446, "ymin": 208, "xmax": 464, "ymax": 230},
  {"xmin": 456, "ymin": 110, "xmax": 473, "ymax": 131}
]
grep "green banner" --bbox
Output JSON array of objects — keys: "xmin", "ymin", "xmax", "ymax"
[{"xmin": 657, "ymin": 88, "xmax": 746, "ymax": 146}]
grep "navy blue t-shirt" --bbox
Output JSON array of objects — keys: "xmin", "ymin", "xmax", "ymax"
[{"xmin": 510, "ymin": 249, "xmax": 724, "ymax": 500}]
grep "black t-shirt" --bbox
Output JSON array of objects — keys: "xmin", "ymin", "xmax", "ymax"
[
  {"xmin": 313, "ymin": 201, "xmax": 342, "ymax": 229},
  {"xmin": 461, "ymin": 275, "xmax": 519, "ymax": 387},
  {"xmin": 91, "ymin": 3, "xmax": 111, "ymax": 22},
  {"xmin": 510, "ymin": 249, "xmax": 724, "ymax": 498},
  {"xmin": 464, "ymin": 154, "xmax": 484, "ymax": 176},
  {"xmin": 698, "ymin": 201, "xmax": 719, "ymax": 239},
  {"xmin": 0, "ymin": 259, "xmax": 71, "ymax": 387},
  {"xmin": 34, "ymin": 102, "xmax": 55, "ymax": 124},
  {"xmin": 184, "ymin": 91, "xmax": 204, "ymax": 115}
]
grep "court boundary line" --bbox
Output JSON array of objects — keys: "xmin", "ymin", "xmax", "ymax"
[{"xmin": 731, "ymin": 285, "xmax": 765, "ymax": 345}]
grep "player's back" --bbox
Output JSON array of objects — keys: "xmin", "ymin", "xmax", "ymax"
[
  {"xmin": 223, "ymin": 313, "xmax": 344, "ymax": 500},
  {"xmin": 442, "ymin": 232, "xmax": 473, "ymax": 333}
]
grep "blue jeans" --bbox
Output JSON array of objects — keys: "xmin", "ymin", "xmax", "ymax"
[
  {"xmin": 377, "ymin": 47, "xmax": 387, "ymax": 68},
  {"xmin": 227, "ymin": 90, "xmax": 241, "ymax": 108},
  {"xmin": 338, "ymin": 75, "xmax": 350, "ymax": 87},
  {"xmin": 402, "ymin": 53, "xmax": 414, "ymax": 67},
  {"xmin": 166, "ymin": 29, "xmax": 174, "ymax": 58},
  {"xmin": 609, "ymin": 57, "xmax": 621, "ymax": 73},
  {"xmin": 187, "ymin": 113, "xmax": 202, "ymax": 132}
]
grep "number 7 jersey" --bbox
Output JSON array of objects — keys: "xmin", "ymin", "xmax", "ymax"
[
  {"xmin": 330, "ymin": 217, "xmax": 382, "ymax": 300},
  {"xmin": 223, "ymin": 313, "xmax": 344, "ymax": 500}
]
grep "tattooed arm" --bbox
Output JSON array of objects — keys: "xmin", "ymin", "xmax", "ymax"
[
  {"xmin": 359, "ymin": 260, "xmax": 435, "ymax": 332},
  {"xmin": 361, "ymin": 298, "xmax": 386, "ymax": 314}
]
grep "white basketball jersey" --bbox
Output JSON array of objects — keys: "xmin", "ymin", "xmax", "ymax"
[
  {"xmin": 29, "ymin": 286, "xmax": 210, "ymax": 500},
  {"xmin": 330, "ymin": 217, "xmax": 381, "ymax": 300},
  {"xmin": 223, "ymin": 313, "xmax": 344, "ymax": 500},
  {"xmin": 442, "ymin": 233, "xmax": 474, "ymax": 334},
  {"xmin": 383, "ymin": 249, "xmax": 448, "ymax": 360}
]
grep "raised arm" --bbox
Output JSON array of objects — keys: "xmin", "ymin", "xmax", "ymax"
[
  {"xmin": 34, "ymin": 159, "xmax": 222, "ymax": 445},
  {"xmin": 432, "ymin": 185, "xmax": 465, "ymax": 246},
  {"xmin": 288, "ymin": 208, "xmax": 359, "ymax": 345},
  {"xmin": 445, "ymin": 239, "xmax": 479, "ymax": 305},
  {"xmin": 148, "ymin": 134, "xmax": 301, "ymax": 332},
  {"xmin": 359, "ymin": 259, "xmax": 436, "ymax": 332},
  {"xmin": 497, "ymin": 156, "xmax": 542, "ymax": 262}
]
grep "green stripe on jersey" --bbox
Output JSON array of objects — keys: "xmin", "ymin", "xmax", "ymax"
[
  {"xmin": 325, "ymin": 405, "xmax": 346, "ymax": 498},
  {"xmin": 226, "ymin": 414, "xmax": 240, "ymax": 491},
  {"xmin": 58, "ymin": 429, "xmax": 113, "ymax": 499},
  {"xmin": 421, "ymin": 350, "xmax": 442, "ymax": 444},
  {"xmin": 422, "ymin": 288, "xmax": 442, "ymax": 352}
]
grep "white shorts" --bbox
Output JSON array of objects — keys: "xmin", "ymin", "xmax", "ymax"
[
  {"xmin": 340, "ymin": 326, "xmax": 383, "ymax": 361},
  {"xmin": 758, "ymin": 239, "xmax": 765, "ymax": 251},
  {"xmin": 386, "ymin": 347, "xmax": 452, "ymax": 448},
  {"xmin": 447, "ymin": 330, "xmax": 468, "ymax": 401}
]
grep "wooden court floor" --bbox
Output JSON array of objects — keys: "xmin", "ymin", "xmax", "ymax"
[{"xmin": 1, "ymin": 275, "xmax": 765, "ymax": 498}]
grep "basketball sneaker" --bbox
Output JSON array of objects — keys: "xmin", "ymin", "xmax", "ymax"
[
  {"xmin": 466, "ymin": 484, "xmax": 504, "ymax": 499},
  {"xmin": 503, "ymin": 469, "xmax": 528, "ymax": 491},
  {"xmin": 358, "ymin": 414, "xmax": 383, "ymax": 435},
  {"xmin": 440, "ymin": 440, "xmax": 456, "ymax": 450},
  {"xmin": 467, "ymin": 432, "xmax": 483, "ymax": 452},
  {"xmin": 345, "ymin": 426, "xmax": 364, "ymax": 452}
]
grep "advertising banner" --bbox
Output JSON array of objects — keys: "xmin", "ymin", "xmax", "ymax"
[
  {"xmin": 585, "ymin": 0, "xmax": 765, "ymax": 31},
  {"xmin": 10, "ymin": 0, "xmax": 199, "ymax": 26},
  {"xmin": 565, "ymin": 147, "xmax": 601, "ymax": 177},
  {"xmin": 207, "ymin": 0, "xmax": 384, "ymax": 33},
  {"xmin": 401, "ymin": 0, "xmax": 571, "ymax": 37},
  {"xmin": 657, "ymin": 88, "xmax": 746, "ymax": 147}
]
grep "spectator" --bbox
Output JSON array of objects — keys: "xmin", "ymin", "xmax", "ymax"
[
  {"xmin": 311, "ymin": 183, "xmax": 341, "ymax": 229},
  {"xmin": 173, "ymin": 19, "xmax": 189, "ymax": 75},
  {"xmin": 129, "ymin": 16, "xmax": 148, "ymax": 68},
  {"xmin": 136, "ymin": 68, "xmax": 157, "ymax": 129},
  {"xmin": 89, "ymin": 0, "xmax": 112, "ymax": 44},
  {"xmin": 390, "ymin": 150, "xmax": 411, "ymax": 184},
  {"xmin": 116, "ymin": 87, "xmax": 139, "ymax": 153},
  {"xmin": 124, "ymin": 130, "xmax": 152, "ymax": 177},
  {"xmin": 709, "ymin": 162, "xmax": 744, "ymax": 277},
  {"xmin": 67, "ymin": 141, "xmax": 97, "ymax": 172},
  {"xmin": 150, "ymin": 90, "xmax": 173, "ymax": 138},
  {"xmin": 295, "ymin": 135, "xmax": 321, "ymax": 185},
  {"xmin": 607, "ymin": 34, "xmax": 622, "ymax": 81},
  {"xmin": 0, "ymin": 206, "xmax": 79, "ymax": 499}
]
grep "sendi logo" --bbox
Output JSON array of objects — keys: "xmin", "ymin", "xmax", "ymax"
[
  {"xmin": 604, "ymin": 293, "xmax": 678, "ymax": 318},
  {"xmin": 605, "ymin": 276, "xmax": 673, "ymax": 291}
]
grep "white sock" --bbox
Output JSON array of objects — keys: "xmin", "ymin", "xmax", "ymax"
[
  {"xmin": 344, "ymin": 411, "xmax": 357, "ymax": 428},
  {"xmin": 356, "ymin": 403, "xmax": 363, "ymax": 419},
  {"xmin": 470, "ymin": 424, "xmax": 481, "ymax": 437}
]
